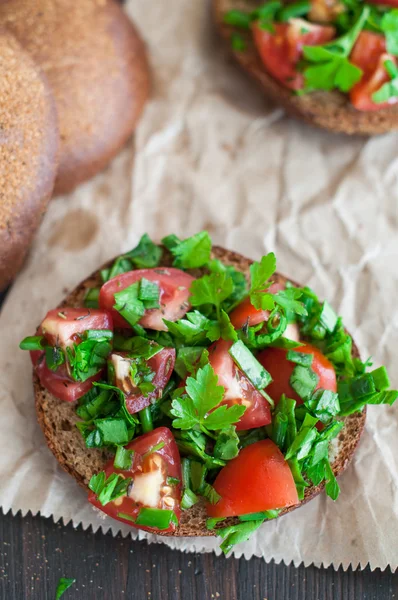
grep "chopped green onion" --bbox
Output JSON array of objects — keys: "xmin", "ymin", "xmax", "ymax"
[
  {"xmin": 135, "ymin": 507, "xmax": 178, "ymax": 530},
  {"xmin": 286, "ymin": 350, "xmax": 314, "ymax": 367},
  {"xmin": 181, "ymin": 489, "xmax": 198, "ymax": 510},
  {"xmin": 19, "ymin": 335, "xmax": 45, "ymax": 351},
  {"xmin": 229, "ymin": 340, "xmax": 272, "ymax": 390},
  {"xmin": 139, "ymin": 406, "xmax": 154, "ymax": 433},
  {"xmin": 239, "ymin": 510, "xmax": 280, "ymax": 521},
  {"xmin": 319, "ymin": 301, "xmax": 338, "ymax": 333},
  {"xmin": 206, "ymin": 517, "xmax": 226, "ymax": 530}
]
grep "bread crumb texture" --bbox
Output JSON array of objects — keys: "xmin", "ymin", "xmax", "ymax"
[
  {"xmin": 0, "ymin": 0, "xmax": 150, "ymax": 194},
  {"xmin": 0, "ymin": 30, "xmax": 58, "ymax": 288}
]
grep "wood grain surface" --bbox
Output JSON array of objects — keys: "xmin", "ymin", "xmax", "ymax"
[
  {"xmin": 0, "ymin": 509, "xmax": 397, "ymax": 600},
  {"xmin": 1, "ymin": 291, "xmax": 397, "ymax": 600}
]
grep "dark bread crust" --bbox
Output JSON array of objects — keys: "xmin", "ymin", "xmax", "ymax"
[
  {"xmin": 34, "ymin": 245, "xmax": 366, "ymax": 537},
  {"xmin": 0, "ymin": 30, "xmax": 58, "ymax": 291},
  {"xmin": 0, "ymin": 0, "xmax": 150, "ymax": 195},
  {"xmin": 213, "ymin": 0, "xmax": 398, "ymax": 135}
]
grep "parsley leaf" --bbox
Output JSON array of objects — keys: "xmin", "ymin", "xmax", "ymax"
[
  {"xmin": 171, "ymin": 364, "xmax": 245, "ymax": 431},
  {"xmin": 124, "ymin": 234, "xmax": 162, "ymax": 268},
  {"xmin": 101, "ymin": 234, "xmax": 162, "ymax": 281},
  {"xmin": 66, "ymin": 330, "xmax": 113, "ymax": 382},
  {"xmin": 206, "ymin": 310, "xmax": 238, "ymax": 343},
  {"xmin": 249, "ymin": 253, "xmax": 276, "ymax": 310},
  {"xmin": 274, "ymin": 288, "xmax": 308, "ymax": 318},
  {"xmin": 55, "ymin": 577, "xmax": 76, "ymax": 599},
  {"xmin": 290, "ymin": 365, "xmax": 319, "ymax": 402},
  {"xmin": 208, "ymin": 259, "xmax": 248, "ymax": 311},
  {"xmin": 162, "ymin": 231, "xmax": 212, "ymax": 269},
  {"xmin": 214, "ymin": 426, "xmax": 240, "ymax": 460},
  {"xmin": 190, "ymin": 271, "xmax": 234, "ymax": 318},
  {"xmin": 113, "ymin": 279, "xmax": 160, "ymax": 327},
  {"xmin": 217, "ymin": 520, "xmax": 265, "ymax": 555},
  {"xmin": 303, "ymin": 7, "xmax": 370, "ymax": 93},
  {"xmin": 164, "ymin": 311, "xmax": 212, "ymax": 345}
]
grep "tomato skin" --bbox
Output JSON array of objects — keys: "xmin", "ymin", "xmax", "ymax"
[
  {"xmin": 30, "ymin": 308, "xmax": 113, "ymax": 402},
  {"xmin": 111, "ymin": 347, "xmax": 176, "ymax": 414},
  {"xmin": 257, "ymin": 343, "xmax": 337, "ymax": 406},
  {"xmin": 89, "ymin": 427, "xmax": 182, "ymax": 533},
  {"xmin": 207, "ymin": 439, "xmax": 298, "ymax": 517},
  {"xmin": 208, "ymin": 339, "xmax": 271, "ymax": 431},
  {"xmin": 366, "ymin": 0, "xmax": 398, "ymax": 7},
  {"xmin": 99, "ymin": 268, "xmax": 195, "ymax": 330},
  {"xmin": 33, "ymin": 359, "xmax": 101, "ymax": 402},
  {"xmin": 350, "ymin": 32, "xmax": 398, "ymax": 111},
  {"xmin": 229, "ymin": 282, "xmax": 283, "ymax": 329},
  {"xmin": 252, "ymin": 19, "xmax": 335, "ymax": 91}
]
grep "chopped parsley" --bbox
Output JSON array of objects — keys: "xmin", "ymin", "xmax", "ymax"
[
  {"xmin": 302, "ymin": 8, "xmax": 370, "ymax": 93},
  {"xmin": 171, "ymin": 364, "xmax": 246, "ymax": 433},
  {"xmin": 162, "ymin": 231, "xmax": 212, "ymax": 269},
  {"xmin": 55, "ymin": 578, "xmax": 76, "ymax": 599}
]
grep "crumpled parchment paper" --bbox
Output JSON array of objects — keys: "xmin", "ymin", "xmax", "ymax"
[{"xmin": 0, "ymin": 0, "xmax": 398, "ymax": 571}]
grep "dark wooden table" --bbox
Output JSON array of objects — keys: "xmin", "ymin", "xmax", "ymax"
[{"xmin": 0, "ymin": 289, "xmax": 397, "ymax": 600}]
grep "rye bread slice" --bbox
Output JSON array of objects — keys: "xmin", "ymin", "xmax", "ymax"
[
  {"xmin": 34, "ymin": 245, "xmax": 366, "ymax": 537},
  {"xmin": 213, "ymin": 0, "xmax": 398, "ymax": 135}
]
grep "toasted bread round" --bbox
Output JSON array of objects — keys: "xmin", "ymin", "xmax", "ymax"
[
  {"xmin": 213, "ymin": 0, "xmax": 398, "ymax": 135},
  {"xmin": 34, "ymin": 246, "xmax": 366, "ymax": 537},
  {"xmin": 0, "ymin": 0, "xmax": 150, "ymax": 195},
  {"xmin": 0, "ymin": 30, "xmax": 58, "ymax": 291}
]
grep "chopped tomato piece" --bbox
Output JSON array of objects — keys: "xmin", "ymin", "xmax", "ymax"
[
  {"xmin": 32, "ymin": 359, "xmax": 101, "ymax": 402},
  {"xmin": 229, "ymin": 282, "xmax": 283, "ymax": 329},
  {"xmin": 110, "ymin": 347, "xmax": 176, "ymax": 414},
  {"xmin": 349, "ymin": 32, "xmax": 398, "ymax": 111},
  {"xmin": 229, "ymin": 283, "xmax": 300, "ymax": 341},
  {"xmin": 99, "ymin": 268, "xmax": 195, "ymax": 330},
  {"xmin": 89, "ymin": 427, "xmax": 182, "ymax": 532},
  {"xmin": 257, "ymin": 343, "xmax": 337, "ymax": 405},
  {"xmin": 30, "ymin": 308, "xmax": 113, "ymax": 402},
  {"xmin": 207, "ymin": 439, "xmax": 298, "ymax": 517},
  {"xmin": 208, "ymin": 339, "xmax": 271, "ymax": 431},
  {"xmin": 252, "ymin": 19, "xmax": 335, "ymax": 90},
  {"xmin": 40, "ymin": 308, "xmax": 113, "ymax": 349}
]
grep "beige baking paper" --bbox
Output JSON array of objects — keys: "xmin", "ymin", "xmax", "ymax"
[{"xmin": 0, "ymin": 0, "xmax": 397, "ymax": 571}]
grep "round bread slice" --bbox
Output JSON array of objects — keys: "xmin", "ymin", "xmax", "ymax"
[
  {"xmin": 0, "ymin": 0, "xmax": 150, "ymax": 195},
  {"xmin": 0, "ymin": 30, "xmax": 58, "ymax": 291},
  {"xmin": 34, "ymin": 246, "xmax": 366, "ymax": 537},
  {"xmin": 213, "ymin": 0, "xmax": 398, "ymax": 135}
]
